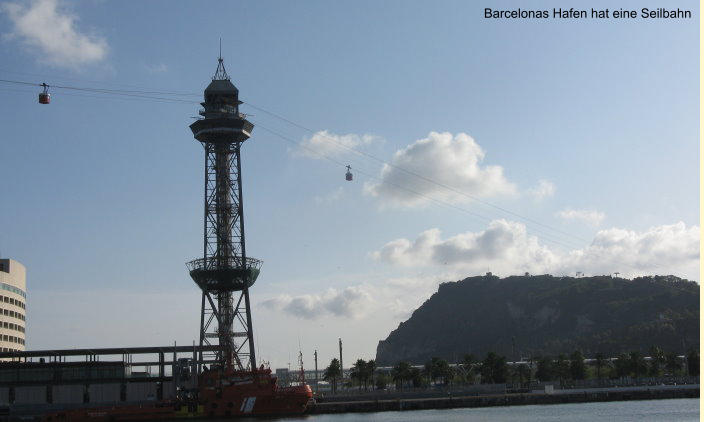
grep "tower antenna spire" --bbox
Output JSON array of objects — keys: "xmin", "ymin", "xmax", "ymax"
[{"xmin": 213, "ymin": 38, "xmax": 230, "ymax": 80}]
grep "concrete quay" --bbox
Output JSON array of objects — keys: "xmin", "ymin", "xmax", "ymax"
[{"xmin": 311, "ymin": 385, "xmax": 699, "ymax": 414}]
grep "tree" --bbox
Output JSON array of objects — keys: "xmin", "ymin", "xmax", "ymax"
[
  {"xmin": 628, "ymin": 351, "xmax": 647, "ymax": 379},
  {"xmin": 686, "ymin": 349, "xmax": 699, "ymax": 376},
  {"xmin": 462, "ymin": 354, "xmax": 478, "ymax": 384},
  {"xmin": 375, "ymin": 372, "xmax": 389, "ymax": 390},
  {"xmin": 593, "ymin": 353, "xmax": 608, "ymax": 380},
  {"xmin": 535, "ymin": 356, "xmax": 554, "ymax": 382},
  {"xmin": 555, "ymin": 354, "xmax": 570, "ymax": 384},
  {"xmin": 423, "ymin": 360, "xmax": 433, "ymax": 385},
  {"xmin": 514, "ymin": 364, "xmax": 532, "ymax": 387},
  {"xmin": 409, "ymin": 367, "xmax": 423, "ymax": 387},
  {"xmin": 569, "ymin": 350, "xmax": 587, "ymax": 380},
  {"xmin": 323, "ymin": 358, "xmax": 342, "ymax": 394},
  {"xmin": 664, "ymin": 352, "xmax": 681, "ymax": 376},
  {"xmin": 350, "ymin": 359, "xmax": 367, "ymax": 390},
  {"xmin": 392, "ymin": 361, "xmax": 412, "ymax": 390},
  {"xmin": 613, "ymin": 353, "xmax": 630, "ymax": 378},
  {"xmin": 480, "ymin": 352, "xmax": 508, "ymax": 384},
  {"xmin": 365, "ymin": 360, "xmax": 377, "ymax": 390},
  {"xmin": 431, "ymin": 357, "xmax": 452, "ymax": 385},
  {"xmin": 648, "ymin": 346, "xmax": 665, "ymax": 377}
]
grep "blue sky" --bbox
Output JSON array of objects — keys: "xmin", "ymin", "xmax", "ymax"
[{"xmin": 0, "ymin": 0, "xmax": 698, "ymax": 369}]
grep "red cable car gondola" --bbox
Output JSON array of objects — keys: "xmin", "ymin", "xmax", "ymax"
[
  {"xmin": 345, "ymin": 165, "xmax": 353, "ymax": 181},
  {"xmin": 38, "ymin": 83, "xmax": 50, "ymax": 104}
]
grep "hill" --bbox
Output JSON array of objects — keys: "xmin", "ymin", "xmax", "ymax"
[{"xmin": 375, "ymin": 274, "xmax": 699, "ymax": 365}]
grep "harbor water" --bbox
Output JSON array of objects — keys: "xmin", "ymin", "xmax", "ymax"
[{"xmin": 200, "ymin": 398, "xmax": 699, "ymax": 421}]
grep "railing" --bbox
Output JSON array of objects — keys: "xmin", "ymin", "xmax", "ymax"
[
  {"xmin": 198, "ymin": 105, "xmax": 240, "ymax": 118},
  {"xmin": 186, "ymin": 256, "xmax": 263, "ymax": 272}
]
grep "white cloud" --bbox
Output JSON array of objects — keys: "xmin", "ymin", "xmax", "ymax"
[
  {"xmin": 556, "ymin": 208, "xmax": 606, "ymax": 226},
  {"xmin": 2, "ymin": 0, "xmax": 107, "ymax": 68},
  {"xmin": 527, "ymin": 179, "xmax": 555, "ymax": 200},
  {"xmin": 372, "ymin": 221, "xmax": 699, "ymax": 281},
  {"xmin": 258, "ymin": 272, "xmax": 455, "ymax": 323},
  {"xmin": 563, "ymin": 222, "xmax": 699, "ymax": 278},
  {"xmin": 263, "ymin": 221, "xmax": 699, "ymax": 324},
  {"xmin": 297, "ymin": 130, "xmax": 382, "ymax": 159},
  {"xmin": 260, "ymin": 286, "xmax": 374, "ymax": 320},
  {"xmin": 364, "ymin": 132, "xmax": 516, "ymax": 207},
  {"xmin": 372, "ymin": 220, "xmax": 557, "ymax": 274}
]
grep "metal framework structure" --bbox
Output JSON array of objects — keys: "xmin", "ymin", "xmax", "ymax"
[{"xmin": 187, "ymin": 57, "xmax": 259, "ymax": 372}]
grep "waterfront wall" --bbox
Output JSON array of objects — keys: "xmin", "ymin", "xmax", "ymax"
[{"xmin": 312, "ymin": 385, "xmax": 700, "ymax": 414}]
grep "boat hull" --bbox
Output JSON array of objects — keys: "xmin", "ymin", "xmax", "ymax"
[{"xmin": 199, "ymin": 368, "xmax": 313, "ymax": 417}]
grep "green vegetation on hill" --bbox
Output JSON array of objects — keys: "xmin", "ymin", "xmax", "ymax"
[{"xmin": 375, "ymin": 274, "xmax": 699, "ymax": 365}]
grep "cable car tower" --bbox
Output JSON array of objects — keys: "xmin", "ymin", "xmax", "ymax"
[{"xmin": 187, "ymin": 55, "xmax": 261, "ymax": 372}]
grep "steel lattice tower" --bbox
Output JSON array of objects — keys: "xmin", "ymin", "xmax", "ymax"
[{"xmin": 187, "ymin": 57, "xmax": 260, "ymax": 372}]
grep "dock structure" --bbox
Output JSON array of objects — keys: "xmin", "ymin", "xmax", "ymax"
[{"xmin": 0, "ymin": 345, "xmax": 221, "ymax": 407}]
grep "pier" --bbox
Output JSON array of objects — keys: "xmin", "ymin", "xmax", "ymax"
[{"xmin": 312, "ymin": 384, "xmax": 700, "ymax": 414}]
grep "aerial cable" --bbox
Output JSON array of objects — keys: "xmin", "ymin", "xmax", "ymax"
[
  {"xmin": 0, "ymin": 86, "xmax": 197, "ymax": 105},
  {"xmin": 0, "ymin": 74, "xmax": 676, "ymax": 275},
  {"xmin": 255, "ymin": 121, "xmax": 690, "ymax": 277},
  {"xmin": 253, "ymin": 121, "xmax": 584, "ymax": 252},
  {"xmin": 265, "ymin": 121, "xmax": 683, "ymax": 276},
  {"xmin": 0, "ymin": 78, "xmax": 200, "ymax": 103},
  {"xmin": 0, "ymin": 76, "xmax": 678, "ymax": 272},
  {"xmin": 0, "ymin": 67, "xmax": 201, "ymax": 95},
  {"xmin": 242, "ymin": 101, "xmax": 590, "ymax": 245}
]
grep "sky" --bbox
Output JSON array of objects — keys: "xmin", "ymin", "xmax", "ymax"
[{"xmin": 0, "ymin": 0, "xmax": 699, "ymax": 370}]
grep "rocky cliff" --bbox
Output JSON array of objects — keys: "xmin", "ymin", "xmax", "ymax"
[{"xmin": 376, "ymin": 274, "xmax": 699, "ymax": 365}]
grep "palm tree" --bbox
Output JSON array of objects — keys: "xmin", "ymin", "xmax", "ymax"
[
  {"xmin": 594, "ymin": 353, "xmax": 608, "ymax": 380},
  {"xmin": 513, "ymin": 364, "xmax": 531, "ymax": 387},
  {"xmin": 555, "ymin": 354, "xmax": 570, "ymax": 386},
  {"xmin": 535, "ymin": 356, "xmax": 554, "ymax": 382},
  {"xmin": 430, "ymin": 357, "xmax": 452, "ymax": 385},
  {"xmin": 569, "ymin": 350, "xmax": 586, "ymax": 380},
  {"xmin": 392, "ymin": 361, "xmax": 412, "ymax": 390},
  {"xmin": 481, "ymin": 352, "xmax": 508, "ymax": 384},
  {"xmin": 462, "ymin": 354, "xmax": 477, "ymax": 384},
  {"xmin": 686, "ymin": 349, "xmax": 699, "ymax": 376},
  {"xmin": 648, "ymin": 346, "xmax": 665, "ymax": 377},
  {"xmin": 323, "ymin": 358, "xmax": 342, "ymax": 394},
  {"xmin": 629, "ymin": 351, "xmax": 647, "ymax": 379},
  {"xmin": 423, "ymin": 360, "xmax": 433, "ymax": 385},
  {"xmin": 614, "ymin": 353, "xmax": 630, "ymax": 378},
  {"xmin": 351, "ymin": 359, "xmax": 366, "ymax": 390},
  {"xmin": 664, "ymin": 352, "xmax": 681, "ymax": 376},
  {"xmin": 410, "ymin": 367, "xmax": 423, "ymax": 388},
  {"xmin": 365, "ymin": 360, "xmax": 376, "ymax": 390}
]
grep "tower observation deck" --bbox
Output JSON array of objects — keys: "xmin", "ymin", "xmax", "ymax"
[{"xmin": 187, "ymin": 57, "xmax": 260, "ymax": 372}]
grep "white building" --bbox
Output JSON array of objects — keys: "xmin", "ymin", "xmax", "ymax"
[{"xmin": 0, "ymin": 259, "xmax": 26, "ymax": 352}]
